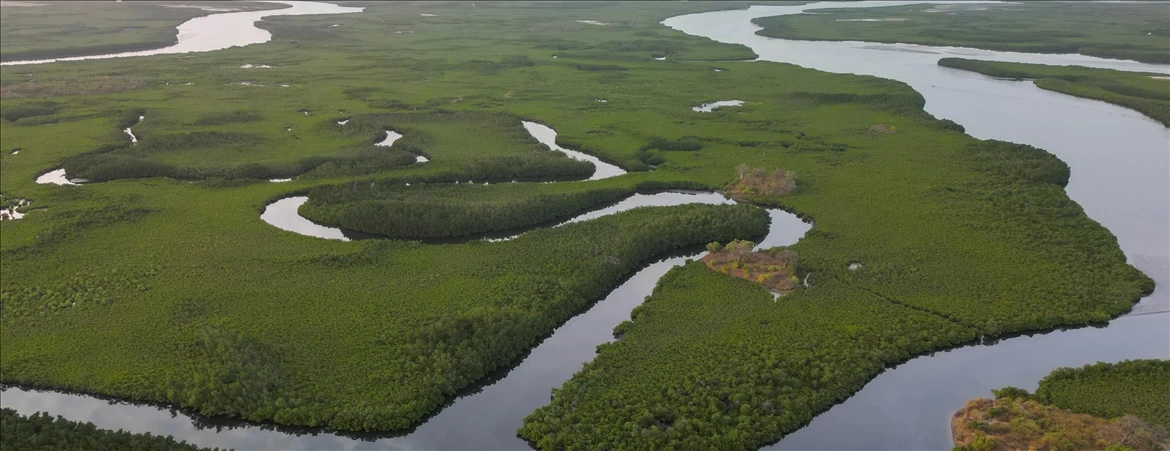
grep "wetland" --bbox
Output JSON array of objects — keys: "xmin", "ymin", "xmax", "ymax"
[{"xmin": 1, "ymin": 1, "xmax": 1167, "ymax": 450}]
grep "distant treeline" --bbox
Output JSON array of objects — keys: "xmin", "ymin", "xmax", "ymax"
[
  {"xmin": 939, "ymin": 58, "xmax": 1170, "ymax": 126},
  {"xmin": 0, "ymin": 408, "xmax": 216, "ymax": 451},
  {"xmin": 1031, "ymin": 360, "xmax": 1170, "ymax": 429}
]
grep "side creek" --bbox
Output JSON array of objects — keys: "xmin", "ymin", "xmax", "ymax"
[
  {"xmin": 664, "ymin": 2, "xmax": 1170, "ymax": 449},
  {"xmin": 1, "ymin": 1, "xmax": 364, "ymax": 66},
  {"xmin": 4, "ymin": 2, "xmax": 1168, "ymax": 450},
  {"xmin": 6, "ymin": 112, "xmax": 812, "ymax": 450}
]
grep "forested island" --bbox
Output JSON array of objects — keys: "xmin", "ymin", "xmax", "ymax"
[
  {"xmin": 701, "ymin": 240, "xmax": 800, "ymax": 293},
  {"xmin": 952, "ymin": 360, "xmax": 1169, "ymax": 451},
  {"xmin": 0, "ymin": 1, "xmax": 1162, "ymax": 449},
  {"xmin": 751, "ymin": 2, "xmax": 1170, "ymax": 64}
]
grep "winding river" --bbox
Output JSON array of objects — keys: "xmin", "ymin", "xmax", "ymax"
[
  {"xmin": 666, "ymin": 2, "xmax": 1170, "ymax": 449},
  {"xmin": 3, "ymin": 2, "xmax": 1169, "ymax": 450},
  {"xmin": 0, "ymin": 1, "xmax": 363, "ymax": 66}
]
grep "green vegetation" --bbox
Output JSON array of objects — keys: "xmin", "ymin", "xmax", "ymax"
[
  {"xmin": 301, "ymin": 181, "xmax": 635, "ymax": 239},
  {"xmin": 752, "ymin": 2, "xmax": 1170, "ymax": 64},
  {"xmin": 0, "ymin": 408, "xmax": 216, "ymax": 451},
  {"xmin": 521, "ymin": 262, "xmax": 978, "ymax": 450},
  {"xmin": 0, "ymin": 1, "xmax": 283, "ymax": 62},
  {"xmin": 938, "ymin": 58, "xmax": 1170, "ymax": 126},
  {"xmin": 1, "ymin": 101, "xmax": 60, "ymax": 122},
  {"xmin": 953, "ymin": 360, "xmax": 1170, "ymax": 451},
  {"xmin": 0, "ymin": 0, "xmax": 1153, "ymax": 445},
  {"xmin": 58, "ymin": 109, "xmax": 601, "ymax": 182},
  {"xmin": 1033, "ymin": 360, "xmax": 1170, "ymax": 429}
]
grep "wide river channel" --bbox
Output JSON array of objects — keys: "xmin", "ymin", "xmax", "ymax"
[
  {"xmin": 3, "ymin": 2, "xmax": 1169, "ymax": 450},
  {"xmin": 666, "ymin": 2, "xmax": 1170, "ymax": 449}
]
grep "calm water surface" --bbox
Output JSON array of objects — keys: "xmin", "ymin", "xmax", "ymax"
[
  {"xmin": 5, "ymin": 198, "xmax": 810, "ymax": 450},
  {"xmin": 4, "ymin": 2, "xmax": 1169, "ymax": 450},
  {"xmin": 666, "ymin": 2, "xmax": 1170, "ymax": 449},
  {"xmin": 1, "ymin": 1, "xmax": 363, "ymax": 66}
]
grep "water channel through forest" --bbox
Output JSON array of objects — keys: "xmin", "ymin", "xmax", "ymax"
[{"xmin": 3, "ymin": 2, "xmax": 1169, "ymax": 450}]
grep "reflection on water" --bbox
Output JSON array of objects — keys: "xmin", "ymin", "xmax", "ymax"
[
  {"xmin": 259, "ymin": 196, "xmax": 349, "ymax": 241},
  {"xmin": 0, "ymin": 198, "xmax": 30, "ymax": 220},
  {"xmin": 259, "ymin": 190, "xmax": 804, "ymax": 246},
  {"xmin": 124, "ymin": 115, "xmax": 144, "ymax": 144},
  {"xmin": 1, "ymin": 1, "xmax": 364, "ymax": 66},
  {"xmin": 692, "ymin": 99, "xmax": 744, "ymax": 112},
  {"xmin": 665, "ymin": 2, "xmax": 1170, "ymax": 449},
  {"xmin": 7, "ymin": 2, "xmax": 1167, "ymax": 450},
  {"xmin": 375, "ymin": 130, "xmax": 402, "ymax": 147},
  {"xmin": 522, "ymin": 121, "xmax": 627, "ymax": 181},
  {"xmin": 7, "ymin": 195, "xmax": 810, "ymax": 450},
  {"xmin": 34, "ymin": 168, "xmax": 78, "ymax": 186}
]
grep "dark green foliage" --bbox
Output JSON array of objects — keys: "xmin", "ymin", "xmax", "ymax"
[
  {"xmin": 752, "ymin": 2, "xmax": 1170, "ymax": 64},
  {"xmin": 532, "ymin": 39, "xmax": 588, "ymax": 51},
  {"xmin": 939, "ymin": 58, "xmax": 1034, "ymax": 79},
  {"xmin": 634, "ymin": 180, "xmax": 715, "ymax": 191},
  {"xmin": 63, "ymin": 154, "xmax": 178, "ymax": 181},
  {"xmin": 1034, "ymin": 360, "xmax": 1170, "ymax": 429},
  {"xmin": 935, "ymin": 118, "xmax": 966, "ymax": 133},
  {"xmin": 1, "ymin": 102, "xmax": 59, "ymax": 122},
  {"xmin": 991, "ymin": 386, "xmax": 1033, "ymax": 401},
  {"xmin": 461, "ymin": 60, "xmax": 504, "ymax": 73},
  {"xmin": 301, "ymin": 183, "xmax": 635, "ymax": 238},
  {"xmin": 296, "ymin": 148, "xmax": 418, "ymax": 179},
  {"xmin": 445, "ymin": 154, "xmax": 595, "ymax": 182},
  {"xmin": 138, "ymin": 131, "xmax": 261, "ymax": 152},
  {"xmin": 602, "ymin": 39, "xmax": 686, "ymax": 55},
  {"xmin": 632, "ymin": 149, "xmax": 667, "ymax": 166},
  {"xmin": 519, "ymin": 264, "xmax": 978, "ymax": 450},
  {"xmin": 572, "ymin": 63, "xmax": 627, "ymax": 72},
  {"xmin": 160, "ymin": 324, "xmax": 298, "ymax": 423},
  {"xmin": 787, "ymin": 92, "xmax": 926, "ymax": 114},
  {"xmin": 193, "ymin": 110, "xmax": 262, "ymax": 126},
  {"xmin": 642, "ymin": 136, "xmax": 703, "ymax": 152},
  {"xmin": 501, "ymin": 55, "xmax": 535, "ymax": 67},
  {"xmin": 367, "ymin": 99, "xmax": 413, "ymax": 110},
  {"xmin": 348, "ymin": 204, "xmax": 771, "ymax": 431},
  {"xmin": 965, "ymin": 140, "xmax": 1070, "ymax": 187},
  {"xmin": 0, "ymin": 408, "xmax": 214, "ymax": 451},
  {"xmin": 0, "ymin": 0, "xmax": 1155, "ymax": 439}
]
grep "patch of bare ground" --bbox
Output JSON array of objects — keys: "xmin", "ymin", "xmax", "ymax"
[
  {"xmin": 701, "ymin": 239, "xmax": 799, "ymax": 293},
  {"xmin": 952, "ymin": 397, "xmax": 1169, "ymax": 451},
  {"xmin": 725, "ymin": 164, "xmax": 796, "ymax": 200},
  {"xmin": 1, "ymin": 76, "xmax": 145, "ymax": 99},
  {"xmin": 869, "ymin": 124, "xmax": 898, "ymax": 134}
]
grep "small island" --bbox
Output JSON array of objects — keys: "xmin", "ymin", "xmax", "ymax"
[
  {"xmin": 701, "ymin": 239, "xmax": 800, "ymax": 294},
  {"xmin": 725, "ymin": 164, "xmax": 797, "ymax": 200},
  {"xmin": 952, "ymin": 359, "xmax": 1169, "ymax": 451}
]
